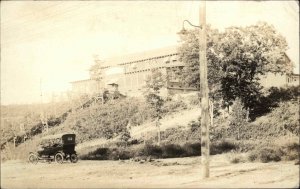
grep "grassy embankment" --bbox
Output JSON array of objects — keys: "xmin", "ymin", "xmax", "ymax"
[{"xmin": 1, "ymin": 87, "xmax": 299, "ymax": 164}]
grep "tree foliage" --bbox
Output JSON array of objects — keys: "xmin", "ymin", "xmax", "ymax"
[
  {"xmin": 229, "ymin": 98, "xmax": 248, "ymax": 140},
  {"xmin": 178, "ymin": 22, "xmax": 293, "ymax": 110},
  {"xmin": 178, "ymin": 25, "xmax": 222, "ymax": 93},
  {"xmin": 143, "ymin": 69, "xmax": 166, "ymax": 145},
  {"xmin": 89, "ymin": 58, "xmax": 104, "ymax": 81},
  {"xmin": 143, "ymin": 69, "xmax": 166, "ymax": 119}
]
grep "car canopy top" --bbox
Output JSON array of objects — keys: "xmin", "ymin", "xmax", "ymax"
[{"xmin": 40, "ymin": 133, "xmax": 75, "ymax": 146}]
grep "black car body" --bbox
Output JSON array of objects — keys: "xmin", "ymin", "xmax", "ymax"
[{"xmin": 29, "ymin": 133, "xmax": 78, "ymax": 164}]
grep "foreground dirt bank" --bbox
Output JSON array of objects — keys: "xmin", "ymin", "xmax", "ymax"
[{"xmin": 1, "ymin": 155, "xmax": 299, "ymax": 188}]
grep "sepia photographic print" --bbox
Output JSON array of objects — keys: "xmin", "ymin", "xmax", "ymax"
[{"xmin": 1, "ymin": 0, "xmax": 299, "ymax": 188}]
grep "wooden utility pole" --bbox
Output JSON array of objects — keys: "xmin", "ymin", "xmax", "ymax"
[
  {"xmin": 13, "ymin": 136, "xmax": 17, "ymax": 148},
  {"xmin": 40, "ymin": 78, "xmax": 48, "ymax": 134},
  {"xmin": 52, "ymin": 92, "xmax": 57, "ymax": 117},
  {"xmin": 199, "ymin": 1, "xmax": 210, "ymax": 178},
  {"xmin": 156, "ymin": 118, "xmax": 161, "ymax": 146}
]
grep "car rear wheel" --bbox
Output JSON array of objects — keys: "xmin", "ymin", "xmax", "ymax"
[
  {"xmin": 55, "ymin": 153, "xmax": 64, "ymax": 164},
  {"xmin": 28, "ymin": 153, "xmax": 38, "ymax": 164},
  {"xmin": 70, "ymin": 154, "xmax": 78, "ymax": 163}
]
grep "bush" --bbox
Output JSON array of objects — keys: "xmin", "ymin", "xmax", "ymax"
[
  {"xmin": 187, "ymin": 95, "xmax": 200, "ymax": 106},
  {"xmin": 210, "ymin": 139, "xmax": 237, "ymax": 155},
  {"xmin": 247, "ymin": 152, "xmax": 257, "ymax": 162},
  {"xmin": 142, "ymin": 144, "xmax": 163, "ymax": 158},
  {"xmin": 187, "ymin": 121, "xmax": 201, "ymax": 141},
  {"xmin": 127, "ymin": 139, "xmax": 140, "ymax": 145},
  {"xmin": 230, "ymin": 157, "xmax": 241, "ymax": 164},
  {"xmin": 108, "ymin": 148, "xmax": 132, "ymax": 160},
  {"xmin": 161, "ymin": 144, "xmax": 185, "ymax": 158},
  {"xmin": 280, "ymin": 142, "xmax": 299, "ymax": 161},
  {"xmin": 118, "ymin": 149, "xmax": 132, "ymax": 160},
  {"xmin": 163, "ymin": 100, "xmax": 188, "ymax": 114},
  {"xmin": 247, "ymin": 140, "xmax": 299, "ymax": 163},
  {"xmin": 234, "ymin": 140, "xmax": 257, "ymax": 152},
  {"xmin": 161, "ymin": 127, "xmax": 189, "ymax": 143},
  {"xmin": 251, "ymin": 86, "xmax": 300, "ymax": 119},
  {"xmin": 248, "ymin": 146, "xmax": 283, "ymax": 163},
  {"xmin": 81, "ymin": 147, "xmax": 109, "ymax": 160},
  {"xmin": 182, "ymin": 142, "xmax": 201, "ymax": 156},
  {"xmin": 227, "ymin": 152, "xmax": 245, "ymax": 164},
  {"xmin": 80, "ymin": 147, "xmax": 133, "ymax": 160},
  {"xmin": 258, "ymin": 148, "xmax": 282, "ymax": 163},
  {"xmin": 108, "ymin": 149, "xmax": 120, "ymax": 160}
]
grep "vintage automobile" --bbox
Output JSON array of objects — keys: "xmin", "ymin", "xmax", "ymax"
[{"xmin": 28, "ymin": 133, "xmax": 78, "ymax": 164}]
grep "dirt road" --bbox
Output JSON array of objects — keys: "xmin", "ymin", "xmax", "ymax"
[{"xmin": 1, "ymin": 155, "xmax": 299, "ymax": 188}]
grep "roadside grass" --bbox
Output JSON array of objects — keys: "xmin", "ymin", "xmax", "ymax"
[
  {"xmin": 79, "ymin": 137, "xmax": 299, "ymax": 165},
  {"xmin": 226, "ymin": 152, "xmax": 246, "ymax": 164},
  {"xmin": 1, "ymin": 138, "xmax": 40, "ymax": 162},
  {"xmin": 247, "ymin": 137, "xmax": 299, "ymax": 163},
  {"xmin": 79, "ymin": 139, "xmax": 238, "ymax": 160}
]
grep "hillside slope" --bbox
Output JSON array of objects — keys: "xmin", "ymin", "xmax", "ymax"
[
  {"xmin": 2, "ymin": 93, "xmax": 299, "ymax": 161},
  {"xmin": 130, "ymin": 108, "xmax": 201, "ymax": 138},
  {"xmin": 76, "ymin": 107, "xmax": 200, "ymax": 150}
]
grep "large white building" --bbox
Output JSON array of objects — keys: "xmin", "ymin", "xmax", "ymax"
[
  {"xmin": 259, "ymin": 72, "xmax": 299, "ymax": 88},
  {"xmin": 71, "ymin": 45, "xmax": 299, "ymax": 97},
  {"xmin": 71, "ymin": 46, "xmax": 184, "ymax": 97}
]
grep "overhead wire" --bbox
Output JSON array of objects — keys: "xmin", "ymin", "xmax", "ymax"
[{"xmin": 2, "ymin": 3, "xmax": 94, "ymax": 46}]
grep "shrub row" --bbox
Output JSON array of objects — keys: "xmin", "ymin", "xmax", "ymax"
[
  {"xmin": 156, "ymin": 99, "xmax": 299, "ymax": 146},
  {"xmin": 80, "ymin": 140, "xmax": 238, "ymax": 160},
  {"xmin": 251, "ymin": 86, "xmax": 300, "ymax": 119},
  {"xmin": 247, "ymin": 141, "xmax": 299, "ymax": 163}
]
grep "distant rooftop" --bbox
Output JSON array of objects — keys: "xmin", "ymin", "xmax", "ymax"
[
  {"xmin": 70, "ymin": 79, "xmax": 92, "ymax": 84},
  {"xmin": 103, "ymin": 45, "xmax": 178, "ymax": 66}
]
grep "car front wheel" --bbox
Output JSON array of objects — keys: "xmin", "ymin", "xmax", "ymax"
[{"xmin": 55, "ymin": 153, "xmax": 64, "ymax": 164}]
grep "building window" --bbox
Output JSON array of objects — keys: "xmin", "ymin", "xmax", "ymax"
[
  {"xmin": 168, "ymin": 70, "xmax": 178, "ymax": 82},
  {"xmin": 164, "ymin": 56, "xmax": 170, "ymax": 64}
]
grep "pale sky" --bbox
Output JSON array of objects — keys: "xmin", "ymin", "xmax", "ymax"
[{"xmin": 1, "ymin": 1, "xmax": 299, "ymax": 105}]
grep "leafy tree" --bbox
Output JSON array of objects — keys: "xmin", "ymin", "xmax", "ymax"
[
  {"xmin": 118, "ymin": 129, "xmax": 131, "ymax": 147},
  {"xmin": 143, "ymin": 69, "xmax": 166, "ymax": 145},
  {"xmin": 217, "ymin": 23, "xmax": 291, "ymax": 111},
  {"xmin": 89, "ymin": 56, "xmax": 104, "ymax": 96},
  {"xmin": 178, "ymin": 25, "xmax": 222, "ymax": 97},
  {"xmin": 229, "ymin": 98, "xmax": 248, "ymax": 140},
  {"xmin": 178, "ymin": 22, "xmax": 293, "ymax": 113},
  {"xmin": 89, "ymin": 56, "xmax": 103, "ymax": 81}
]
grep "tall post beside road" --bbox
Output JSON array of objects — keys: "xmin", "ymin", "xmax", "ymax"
[{"xmin": 199, "ymin": 1, "xmax": 210, "ymax": 178}]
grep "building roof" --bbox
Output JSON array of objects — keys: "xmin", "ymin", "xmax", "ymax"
[
  {"xmin": 70, "ymin": 79, "xmax": 93, "ymax": 84},
  {"xmin": 104, "ymin": 45, "xmax": 178, "ymax": 66},
  {"xmin": 291, "ymin": 73, "xmax": 299, "ymax": 76},
  {"xmin": 41, "ymin": 133, "xmax": 75, "ymax": 140}
]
